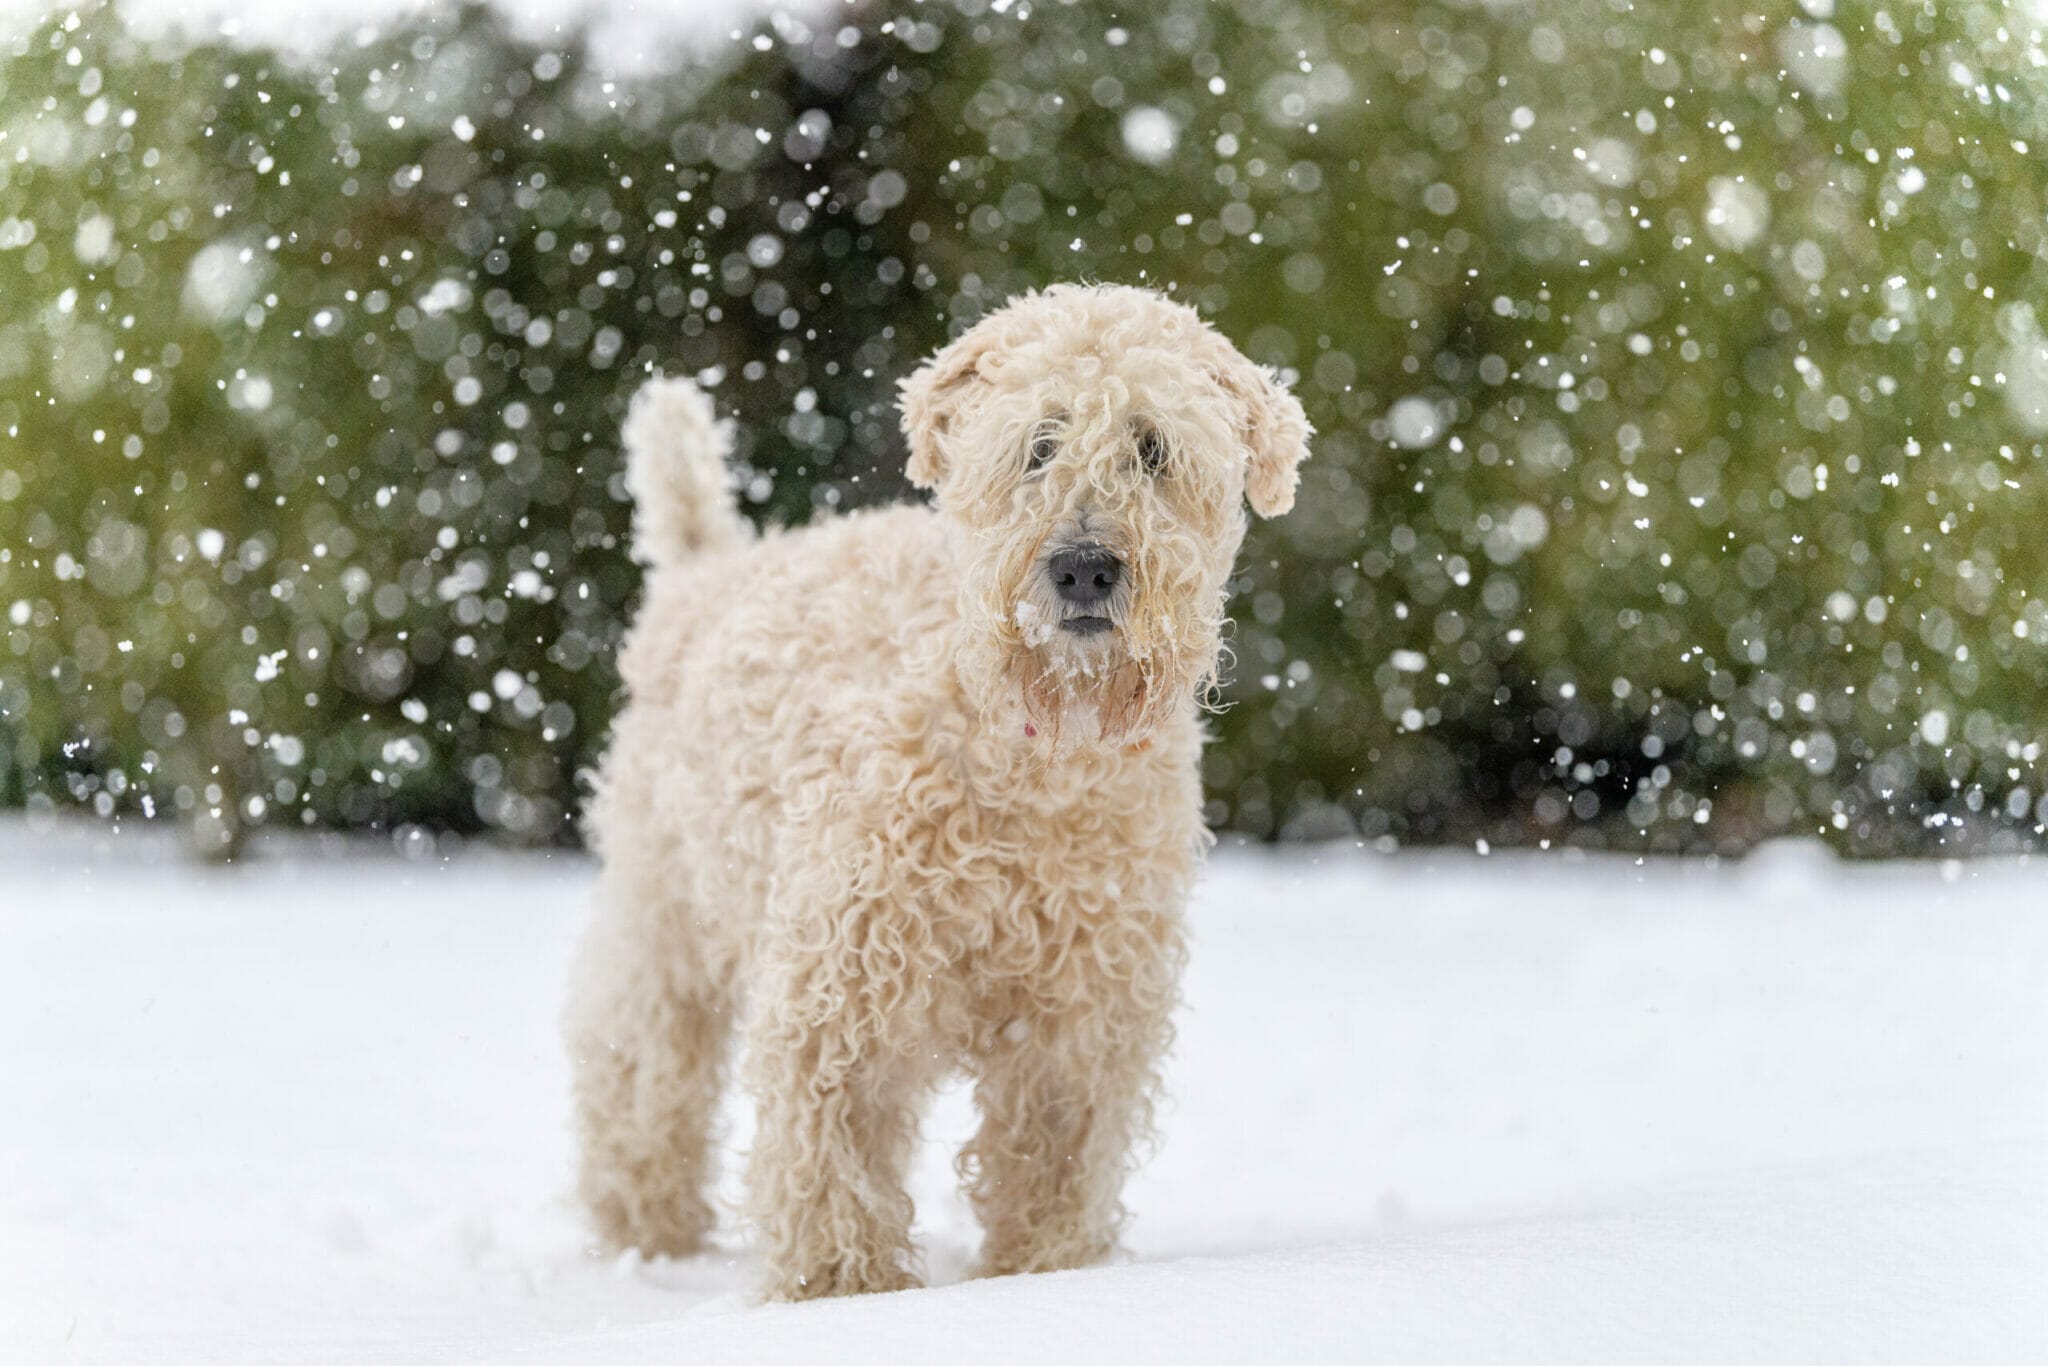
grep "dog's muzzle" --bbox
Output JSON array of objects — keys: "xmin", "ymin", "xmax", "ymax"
[{"xmin": 1045, "ymin": 545, "xmax": 1121, "ymax": 635}]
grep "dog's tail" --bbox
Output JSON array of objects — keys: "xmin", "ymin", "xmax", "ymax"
[{"xmin": 621, "ymin": 376, "xmax": 749, "ymax": 569}]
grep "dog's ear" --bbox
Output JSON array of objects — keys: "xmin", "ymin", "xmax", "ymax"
[
  {"xmin": 1211, "ymin": 354, "xmax": 1313, "ymax": 518},
  {"xmin": 898, "ymin": 328, "xmax": 993, "ymax": 490}
]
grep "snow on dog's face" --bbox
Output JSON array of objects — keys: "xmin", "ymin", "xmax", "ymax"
[{"xmin": 899, "ymin": 284, "xmax": 1311, "ymax": 748}]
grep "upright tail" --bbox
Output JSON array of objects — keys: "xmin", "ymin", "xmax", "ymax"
[{"xmin": 620, "ymin": 376, "xmax": 749, "ymax": 569}]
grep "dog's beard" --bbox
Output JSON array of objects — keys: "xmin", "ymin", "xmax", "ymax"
[
  {"xmin": 1010, "ymin": 639, "xmax": 1150, "ymax": 748},
  {"xmin": 959, "ymin": 541, "xmax": 1221, "ymax": 751}
]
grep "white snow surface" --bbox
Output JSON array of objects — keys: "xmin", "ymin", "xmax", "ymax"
[{"xmin": 4, "ymin": 821, "xmax": 2046, "ymax": 1363}]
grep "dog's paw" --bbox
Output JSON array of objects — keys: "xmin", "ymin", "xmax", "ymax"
[
  {"xmin": 587, "ymin": 1193, "xmax": 716, "ymax": 1262},
  {"xmin": 970, "ymin": 1230, "xmax": 1116, "ymax": 1281},
  {"xmin": 767, "ymin": 1255, "xmax": 922, "ymax": 1301}
]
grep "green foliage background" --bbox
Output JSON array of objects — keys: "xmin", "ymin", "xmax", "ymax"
[{"xmin": 4, "ymin": 0, "xmax": 2047, "ymax": 854}]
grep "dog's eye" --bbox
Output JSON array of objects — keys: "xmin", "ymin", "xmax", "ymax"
[
  {"xmin": 1028, "ymin": 433, "xmax": 1057, "ymax": 471},
  {"xmin": 1137, "ymin": 428, "xmax": 1167, "ymax": 474}
]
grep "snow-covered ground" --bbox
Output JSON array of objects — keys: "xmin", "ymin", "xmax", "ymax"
[{"xmin": 3, "ymin": 820, "xmax": 2046, "ymax": 1363}]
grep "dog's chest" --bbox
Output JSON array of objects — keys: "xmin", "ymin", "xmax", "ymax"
[{"xmin": 918, "ymin": 737, "xmax": 1204, "ymax": 962}]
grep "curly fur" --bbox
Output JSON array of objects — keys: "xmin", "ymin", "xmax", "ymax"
[{"xmin": 564, "ymin": 284, "xmax": 1310, "ymax": 1300}]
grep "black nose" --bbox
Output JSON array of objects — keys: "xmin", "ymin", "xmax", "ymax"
[{"xmin": 1047, "ymin": 546, "xmax": 1122, "ymax": 609}]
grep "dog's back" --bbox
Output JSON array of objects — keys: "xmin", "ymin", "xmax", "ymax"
[
  {"xmin": 589, "ymin": 443, "xmax": 971, "ymax": 975},
  {"xmin": 610, "ymin": 374, "xmax": 954, "ymax": 708}
]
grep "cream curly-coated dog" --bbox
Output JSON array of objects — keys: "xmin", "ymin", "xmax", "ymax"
[{"xmin": 564, "ymin": 283, "xmax": 1309, "ymax": 1300}]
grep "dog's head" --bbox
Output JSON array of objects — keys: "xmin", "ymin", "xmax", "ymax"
[{"xmin": 898, "ymin": 284, "xmax": 1311, "ymax": 749}]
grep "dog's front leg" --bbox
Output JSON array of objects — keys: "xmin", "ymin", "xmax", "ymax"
[
  {"xmin": 742, "ymin": 894, "xmax": 933, "ymax": 1301},
  {"xmin": 961, "ymin": 914, "xmax": 1183, "ymax": 1278}
]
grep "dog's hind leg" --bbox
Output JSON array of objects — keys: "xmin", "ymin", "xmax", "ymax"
[{"xmin": 564, "ymin": 890, "xmax": 735, "ymax": 1258}]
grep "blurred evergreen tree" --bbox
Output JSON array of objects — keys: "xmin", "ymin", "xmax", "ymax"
[{"xmin": 2, "ymin": 0, "xmax": 2045, "ymax": 855}]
